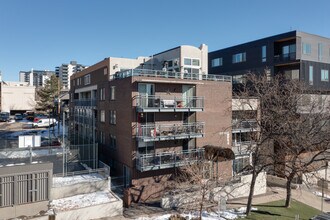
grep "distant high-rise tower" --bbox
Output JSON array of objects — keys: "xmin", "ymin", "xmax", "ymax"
[
  {"xmin": 56, "ymin": 61, "xmax": 88, "ymax": 89},
  {"xmin": 19, "ymin": 69, "xmax": 55, "ymax": 88}
]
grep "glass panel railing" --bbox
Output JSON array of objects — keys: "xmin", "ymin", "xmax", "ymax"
[
  {"xmin": 137, "ymin": 122, "xmax": 204, "ymax": 139},
  {"xmin": 136, "ymin": 95, "xmax": 204, "ymax": 109},
  {"xmin": 111, "ymin": 69, "xmax": 232, "ymax": 82},
  {"xmin": 136, "ymin": 148, "xmax": 204, "ymax": 171},
  {"xmin": 74, "ymin": 99, "xmax": 97, "ymax": 106}
]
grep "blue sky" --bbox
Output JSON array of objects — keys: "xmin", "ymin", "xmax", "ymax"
[{"xmin": 0, "ymin": 0, "xmax": 329, "ymax": 81}]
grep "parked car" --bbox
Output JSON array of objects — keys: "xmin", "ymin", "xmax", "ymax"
[
  {"xmin": 25, "ymin": 111, "xmax": 35, "ymax": 121},
  {"xmin": 14, "ymin": 113, "xmax": 23, "ymax": 120},
  {"xmin": 32, "ymin": 118, "xmax": 57, "ymax": 128},
  {"xmin": 0, "ymin": 112, "xmax": 10, "ymax": 122}
]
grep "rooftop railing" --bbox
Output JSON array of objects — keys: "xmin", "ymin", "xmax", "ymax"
[
  {"xmin": 136, "ymin": 148, "xmax": 205, "ymax": 172},
  {"xmin": 111, "ymin": 69, "xmax": 232, "ymax": 82},
  {"xmin": 137, "ymin": 122, "xmax": 204, "ymax": 141},
  {"xmin": 136, "ymin": 95, "xmax": 204, "ymax": 112}
]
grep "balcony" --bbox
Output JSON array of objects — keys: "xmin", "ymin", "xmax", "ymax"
[
  {"xmin": 232, "ymin": 119, "xmax": 258, "ymax": 133},
  {"xmin": 136, "ymin": 95, "xmax": 204, "ymax": 112},
  {"xmin": 136, "ymin": 148, "xmax": 204, "ymax": 172},
  {"xmin": 137, "ymin": 122, "xmax": 204, "ymax": 142},
  {"xmin": 74, "ymin": 99, "xmax": 97, "ymax": 107},
  {"xmin": 73, "ymin": 116, "xmax": 96, "ymax": 126},
  {"xmin": 232, "ymin": 141, "xmax": 256, "ymax": 155},
  {"xmin": 274, "ymin": 52, "xmax": 297, "ymax": 63},
  {"xmin": 111, "ymin": 69, "xmax": 232, "ymax": 82}
]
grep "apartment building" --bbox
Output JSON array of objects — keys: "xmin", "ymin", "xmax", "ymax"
[
  {"xmin": 19, "ymin": 69, "xmax": 55, "ymax": 88},
  {"xmin": 70, "ymin": 44, "xmax": 233, "ymax": 201},
  {"xmin": 56, "ymin": 61, "xmax": 88, "ymax": 89},
  {"xmin": 0, "ymin": 81, "xmax": 36, "ymax": 113},
  {"xmin": 209, "ymin": 31, "xmax": 330, "ymax": 91}
]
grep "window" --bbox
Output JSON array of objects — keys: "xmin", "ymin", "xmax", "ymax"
[
  {"xmin": 84, "ymin": 74, "xmax": 91, "ymax": 85},
  {"xmin": 321, "ymin": 69, "xmax": 329, "ymax": 82},
  {"xmin": 211, "ymin": 58, "xmax": 223, "ymax": 67},
  {"xmin": 302, "ymin": 42, "xmax": 311, "ymax": 55},
  {"xmin": 110, "ymin": 135, "xmax": 116, "ymax": 149},
  {"xmin": 184, "ymin": 68, "xmax": 199, "ymax": 74},
  {"xmin": 192, "ymin": 59, "xmax": 200, "ymax": 66},
  {"xmin": 318, "ymin": 43, "xmax": 323, "ymax": 61},
  {"xmin": 110, "ymin": 110, "xmax": 116, "ymax": 124},
  {"xmin": 233, "ymin": 155, "xmax": 251, "ymax": 174},
  {"xmin": 184, "ymin": 58, "xmax": 191, "ymax": 65},
  {"xmin": 262, "ymin": 45, "xmax": 267, "ymax": 62},
  {"xmin": 100, "ymin": 110, "xmax": 105, "ymax": 122},
  {"xmin": 184, "ymin": 58, "xmax": 200, "ymax": 66},
  {"xmin": 110, "ymin": 86, "xmax": 116, "ymax": 100},
  {"xmin": 99, "ymin": 131, "xmax": 105, "ymax": 144},
  {"xmin": 232, "ymin": 52, "xmax": 246, "ymax": 63},
  {"xmin": 99, "ymin": 88, "xmax": 105, "ymax": 100},
  {"xmin": 309, "ymin": 65, "xmax": 314, "ymax": 85}
]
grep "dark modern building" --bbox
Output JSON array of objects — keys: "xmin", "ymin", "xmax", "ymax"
[{"xmin": 209, "ymin": 31, "xmax": 330, "ymax": 91}]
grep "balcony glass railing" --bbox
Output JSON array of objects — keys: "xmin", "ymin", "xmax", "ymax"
[
  {"xmin": 74, "ymin": 99, "xmax": 97, "ymax": 107},
  {"xmin": 274, "ymin": 52, "xmax": 296, "ymax": 62},
  {"xmin": 136, "ymin": 148, "xmax": 204, "ymax": 171},
  {"xmin": 232, "ymin": 141, "xmax": 256, "ymax": 154},
  {"xmin": 137, "ymin": 122, "xmax": 204, "ymax": 141},
  {"xmin": 111, "ymin": 69, "xmax": 232, "ymax": 82},
  {"xmin": 136, "ymin": 95, "xmax": 204, "ymax": 111},
  {"xmin": 232, "ymin": 119, "xmax": 258, "ymax": 132},
  {"xmin": 73, "ymin": 116, "xmax": 96, "ymax": 126}
]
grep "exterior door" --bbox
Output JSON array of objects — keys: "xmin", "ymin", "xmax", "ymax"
[
  {"xmin": 182, "ymin": 85, "xmax": 195, "ymax": 107},
  {"xmin": 138, "ymin": 83, "xmax": 154, "ymax": 107}
]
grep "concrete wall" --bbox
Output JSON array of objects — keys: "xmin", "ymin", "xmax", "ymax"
[
  {"xmin": 0, "ymin": 201, "xmax": 49, "ymax": 219},
  {"xmin": 51, "ymin": 177, "xmax": 110, "ymax": 200},
  {"xmin": 303, "ymin": 166, "xmax": 330, "ymax": 187},
  {"xmin": 267, "ymin": 175, "xmax": 299, "ymax": 189},
  {"xmin": 53, "ymin": 196, "xmax": 122, "ymax": 220},
  {"xmin": 0, "ymin": 81, "xmax": 36, "ymax": 112},
  {"xmin": 161, "ymin": 172, "xmax": 267, "ymax": 209}
]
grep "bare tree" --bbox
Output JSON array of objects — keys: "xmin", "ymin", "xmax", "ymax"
[{"xmin": 236, "ymin": 71, "xmax": 330, "ymax": 212}]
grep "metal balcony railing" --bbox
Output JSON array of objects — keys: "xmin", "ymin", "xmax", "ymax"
[
  {"xmin": 74, "ymin": 99, "xmax": 97, "ymax": 107},
  {"xmin": 73, "ymin": 116, "xmax": 96, "ymax": 126},
  {"xmin": 137, "ymin": 122, "xmax": 204, "ymax": 141},
  {"xmin": 232, "ymin": 119, "xmax": 258, "ymax": 133},
  {"xmin": 136, "ymin": 148, "xmax": 205, "ymax": 171},
  {"xmin": 136, "ymin": 95, "xmax": 204, "ymax": 112},
  {"xmin": 111, "ymin": 69, "xmax": 232, "ymax": 82},
  {"xmin": 232, "ymin": 141, "xmax": 256, "ymax": 154},
  {"xmin": 274, "ymin": 52, "xmax": 297, "ymax": 62}
]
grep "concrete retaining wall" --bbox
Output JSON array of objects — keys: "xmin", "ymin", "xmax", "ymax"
[
  {"xmin": 51, "ymin": 177, "xmax": 110, "ymax": 200},
  {"xmin": 267, "ymin": 175, "xmax": 299, "ymax": 189},
  {"xmin": 53, "ymin": 193, "xmax": 123, "ymax": 220},
  {"xmin": 161, "ymin": 172, "xmax": 267, "ymax": 209},
  {"xmin": 302, "ymin": 166, "xmax": 330, "ymax": 187}
]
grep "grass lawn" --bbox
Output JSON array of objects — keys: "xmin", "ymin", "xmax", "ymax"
[{"xmin": 237, "ymin": 200, "xmax": 321, "ymax": 220}]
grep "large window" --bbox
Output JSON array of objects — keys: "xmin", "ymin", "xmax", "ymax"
[
  {"xmin": 110, "ymin": 86, "xmax": 116, "ymax": 100},
  {"xmin": 110, "ymin": 110, "xmax": 116, "ymax": 125},
  {"xmin": 318, "ymin": 43, "xmax": 323, "ymax": 61},
  {"xmin": 184, "ymin": 58, "xmax": 200, "ymax": 66},
  {"xmin": 232, "ymin": 52, "xmax": 246, "ymax": 63},
  {"xmin": 309, "ymin": 65, "xmax": 314, "ymax": 85},
  {"xmin": 262, "ymin": 45, "xmax": 267, "ymax": 62},
  {"xmin": 99, "ymin": 88, "xmax": 105, "ymax": 100},
  {"xmin": 109, "ymin": 135, "xmax": 117, "ymax": 149},
  {"xmin": 302, "ymin": 42, "xmax": 312, "ymax": 55},
  {"xmin": 321, "ymin": 69, "xmax": 329, "ymax": 82},
  {"xmin": 211, "ymin": 58, "xmax": 223, "ymax": 67},
  {"xmin": 100, "ymin": 110, "xmax": 105, "ymax": 122},
  {"xmin": 84, "ymin": 74, "xmax": 91, "ymax": 85},
  {"xmin": 99, "ymin": 131, "xmax": 105, "ymax": 144}
]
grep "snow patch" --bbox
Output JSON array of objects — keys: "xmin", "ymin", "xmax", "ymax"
[{"xmin": 0, "ymin": 148, "xmax": 63, "ymax": 159}]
